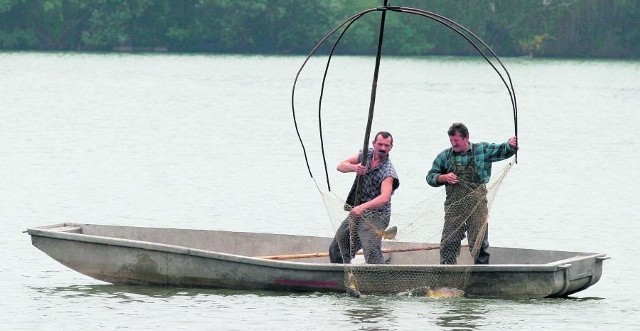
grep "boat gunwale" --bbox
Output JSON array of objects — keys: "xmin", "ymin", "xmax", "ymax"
[{"xmin": 26, "ymin": 223, "xmax": 607, "ymax": 273}]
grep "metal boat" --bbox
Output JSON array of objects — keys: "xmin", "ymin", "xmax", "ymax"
[{"xmin": 27, "ymin": 223, "xmax": 607, "ymax": 298}]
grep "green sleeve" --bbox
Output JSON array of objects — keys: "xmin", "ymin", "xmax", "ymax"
[{"xmin": 426, "ymin": 150, "xmax": 449, "ymax": 187}]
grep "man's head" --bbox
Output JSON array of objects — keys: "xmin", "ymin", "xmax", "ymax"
[
  {"xmin": 447, "ymin": 123, "xmax": 470, "ymax": 153},
  {"xmin": 372, "ymin": 131, "xmax": 393, "ymax": 159}
]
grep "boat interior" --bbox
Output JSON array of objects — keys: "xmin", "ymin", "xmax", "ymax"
[{"xmin": 33, "ymin": 223, "xmax": 598, "ymax": 266}]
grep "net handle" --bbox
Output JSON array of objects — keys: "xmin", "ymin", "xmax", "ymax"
[{"xmin": 354, "ymin": 0, "xmax": 389, "ymax": 206}]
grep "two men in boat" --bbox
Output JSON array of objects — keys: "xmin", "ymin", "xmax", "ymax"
[
  {"xmin": 330, "ymin": 124, "xmax": 517, "ymax": 266},
  {"xmin": 426, "ymin": 122, "xmax": 518, "ymax": 264},
  {"xmin": 329, "ymin": 131, "xmax": 399, "ymax": 264}
]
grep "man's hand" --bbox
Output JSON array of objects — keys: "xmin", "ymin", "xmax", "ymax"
[
  {"xmin": 440, "ymin": 172, "xmax": 459, "ymax": 185},
  {"xmin": 349, "ymin": 204, "xmax": 365, "ymax": 216}
]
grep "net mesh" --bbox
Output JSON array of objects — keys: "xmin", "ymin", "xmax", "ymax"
[{"xmin": 321, "ymin": 160, "xmax": 515, "ymax": 297}]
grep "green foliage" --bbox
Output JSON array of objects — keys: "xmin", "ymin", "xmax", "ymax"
[
  {"xmin": 519, "ymin": 33, "xmax": 552, "ymax": 57},
  {"xmin": 0, "ymin": 0, "xmax": 638, "ymax": 58},
  {"xmin": 0, "ymin": 28, "xmax": 37, "ymax": 48},
  {"xmin": 0, "ymin": 0, "xmax": 24, "ymax": 13}
]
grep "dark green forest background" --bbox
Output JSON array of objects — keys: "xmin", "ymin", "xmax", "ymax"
[{"xmin": 1, "ymin": 0, "xmax": 638, "ymax": 58}]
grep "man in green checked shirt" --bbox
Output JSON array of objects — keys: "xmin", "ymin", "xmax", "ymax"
[{"xmin": 426, "ymin": 123, "xmax": 518, "ymax": 265}]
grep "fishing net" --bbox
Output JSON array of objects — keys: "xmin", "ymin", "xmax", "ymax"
[
  {"xmin": 289, "ymin": 3, "xmax": 519, "ymax": 297},
  {"xmin": 320, "ymin": 159, "xmax": 514, "ymax": 296}
]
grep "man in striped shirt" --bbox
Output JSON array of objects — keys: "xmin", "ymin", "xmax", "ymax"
[
  {"xmin": 426, "ymin": 123, "xmax": 518, "ymax": 265},
  {"xmin": 329, "ymin": 131, "xmax": 399, "ymax": 264}
]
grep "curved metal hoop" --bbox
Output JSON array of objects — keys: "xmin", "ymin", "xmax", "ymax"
[{"xmin": 291, "ymin": 5, "xmax": 519, "ymax": 191}]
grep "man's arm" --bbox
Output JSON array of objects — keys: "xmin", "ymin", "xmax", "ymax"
[
  {"xmin": 426, "ymin": 151, "xmax": 449, "ymax": 187},
  {"xmin": 337, "ymin": 153, "xmax": 367, "ymax": 175},
  {"xmin": 350, "ymin": 177, "xmax": 394, "ymax": 216},
  {"xmin": 485, "ymin": 137, "xmax": 519, "ymax": 162}
]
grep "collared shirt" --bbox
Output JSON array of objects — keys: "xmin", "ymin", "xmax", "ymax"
[
  {"xmin": 426, "ymin": 142, "xmax": 516, "ymax": 187},
  {"xmin": 359, "ymin": 148, "xmax": 399, "ymax": 213}
]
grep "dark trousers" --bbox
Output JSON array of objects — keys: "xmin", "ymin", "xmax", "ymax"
[
  {"xmin": 440, "ymin": 186, "xmax": 490, "ymax": 265},
  {"xmin": 329, "ymin": 212, "xmax": 390, "ymax": 264},
  {"xmin": 440, "ymin": 226, "xmax": 490, "ymax": 265}
]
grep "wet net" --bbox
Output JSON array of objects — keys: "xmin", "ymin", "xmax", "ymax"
[
  {"xmin": 289, "ymin": 3, "xmax": 519, "ymax": 297},
  {"xmin": 319, "ymin": 159, "xmax": 514, "ymax": 297}
]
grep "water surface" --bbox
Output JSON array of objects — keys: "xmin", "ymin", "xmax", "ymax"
[{"xmin": 1, "ymin": 53, "xmax": 639, "ymax": 330}]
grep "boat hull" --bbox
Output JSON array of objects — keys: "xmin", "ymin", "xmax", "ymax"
[{"xmin": 27, "ymin": 223, "xmax": 607, "ymax": 298}]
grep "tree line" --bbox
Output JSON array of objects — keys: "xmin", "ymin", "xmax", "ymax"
[{"xmin": 1, "ymin": 0, "xmax": 638, "ymax": 58}]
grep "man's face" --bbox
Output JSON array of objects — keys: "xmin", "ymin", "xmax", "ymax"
[
  {"xmin": 449, "ymin": 132, "xmax": 469, "ymax": 153},
  {"xmin": 373, "ymin": 136, "xmax": 393, "ymax": 159}
]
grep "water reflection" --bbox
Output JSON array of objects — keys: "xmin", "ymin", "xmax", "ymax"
[
  {"xmin": 432, "ymin": 296, "xmax": 606, "ymax": 330},
  {"xmin": 30, "ymin": 285, "xmax": 198, "ymax": 303},
  {"xmin": 564, "ymin": 296, "xmax": 605, "ymax": 301},
  {"xmin": 343, "ymin": 296, "xmax": 396, "ymax": 330},
  {"xmin": 435, "ymin": 299, "xmax": 487, "ymax": 330},
  {"xmin": 28, "ymin": 284, "xmax": 290, "ymax": 301}
]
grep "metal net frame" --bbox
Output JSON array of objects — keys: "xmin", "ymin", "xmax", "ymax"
[{"xmin": 291, "ymin": 1, "xmax": 519, "ymax": 297}]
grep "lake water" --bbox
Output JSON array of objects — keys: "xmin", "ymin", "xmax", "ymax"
[{"xmin": 1, "ymin": 52, "xmax": 639, "ymax": 330}]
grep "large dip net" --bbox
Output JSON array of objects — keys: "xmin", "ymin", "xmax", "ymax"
[
  {"xmin": 291, "ymin": 2, "xmax": 518, "ymax": 297},
  {"xmin": 318, "ymin": 159, "xmax": 515, "ymax": 296}
]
